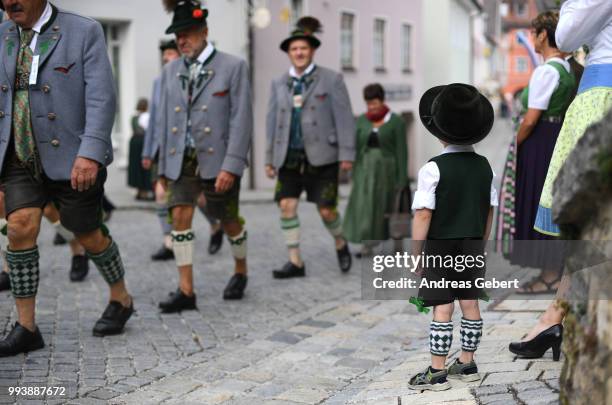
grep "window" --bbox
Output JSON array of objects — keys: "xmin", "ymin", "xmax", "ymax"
[
  {"xmin": 291, "ymin": 0, "xmax": 303, "ymax": 25},
  {"xmin": 340, "ymin": 13, "xmax": 355, "ymax": 69},
  {"xmin": 101, "ymin": 22, "xmax": 123, "ymax": 133},
  {"xmin": 516, "ymin": 56, "xmax": 529, "ymax": 73},
  {"xmin": 401, "ymin": 24, "xmax": 412, "ymax": 72},
  {"xmin": 373, "ymin": 18, "xmax": 386, "ymax": 71}
]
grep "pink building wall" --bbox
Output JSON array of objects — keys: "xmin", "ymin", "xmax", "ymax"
[{"xmin": 251, "ymin": 0, "xmax": 424, "ymax": 189}]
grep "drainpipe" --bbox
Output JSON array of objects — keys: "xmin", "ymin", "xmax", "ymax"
[{"xmin": 247, "ymin": 0, "xmax": 255, "ymax": 189}]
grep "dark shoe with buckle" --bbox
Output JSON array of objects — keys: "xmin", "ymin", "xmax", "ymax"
[
  {"xmin": 272, "ymin": 262, "xmax": 305, "ymax": 279},
  {"xmin": 151, "ymin": 246, "xmax": 174, "ymax": 261},
  {"xmin": 0, "ymin": 322, "xmax": 45, "ymax": 357},
  {"xmin": 208, "ymin": 229, "xmax": 224, "ymax": 255},
  {"xmin": 159, "ymin": 289, "xmax": 197, "ymax": 313},
  {"xmin": 53, "ymin": 232, "xmax": 67, "ymax": 245},
  {"xmin": 509, "ymin": 324, "xmax": 563, "ymax": 361},
  {"xmin": 223, "ymin": 273, "xmax": 247, "ymax": 300},
  {"xmin": 92, "ymin": 300, "xmax": 134, "ymax": 337},
  {"xmin": 0, "ymin": 271, "xmax": 10, "ymax": 292},
  {"xmin": 337, "ymin": 243, "xmax": 352, "ymax": 273},
  {"xmin": 69, "ymin": 255, "xmax": 89, "ymax": 282}
]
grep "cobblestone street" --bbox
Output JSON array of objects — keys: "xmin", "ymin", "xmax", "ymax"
[{"xmin": 0, "ymin": 119, "xmax": 563, "ymax": 405}]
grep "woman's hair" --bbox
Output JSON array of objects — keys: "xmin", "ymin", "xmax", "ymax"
[
  {"xmin": 363, "ymin": 83, "xmax": 385, "ymax": 101},
  {"xmin": 136, "ymin": 98, "xmax": 148, "ymax": 112},
  {"xmin": 531, "ymin": 11, "xmax": 559, "ymax": 49}
]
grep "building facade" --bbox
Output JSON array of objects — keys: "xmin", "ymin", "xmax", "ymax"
[
  {"xmin": 251, "ymin": 0, "xmax": 424, "ymax": 189},
  {"xmin": 52, "ymin": 0, "xmax": 250, "ymax": 168}
]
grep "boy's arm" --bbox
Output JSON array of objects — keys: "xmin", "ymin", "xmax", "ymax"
[
  {"xmin": 484, "ymin": 207, "xmax": 494, "ymax": 241},
  {"xmin": 412, "ymin": 209, "xmax": 432, "ymax": 258}
]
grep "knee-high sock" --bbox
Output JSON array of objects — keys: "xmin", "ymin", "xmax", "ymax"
[
  {"xmin": 6, "ymin": 247, "xmax": 40, "ymax": 298},
  {"xmin": 198, "ymin": 204, "xmax": 219, "ymax": 227},
  {"xmin": 53, "ymin": 220, "xmax": 75, "ymax": 242},
  {"xmin": 228, "ymin": 229, "xmax": 247, "ymax": 260},
  {"xmin": 88, "ymin": 239, "xmax": 125, "ymax": 285},
  {"xmin": 430, "ymin": 320, "xmax": 453, "ymax": 356},
  {"xmin": 460, "ymin": 318, "xmax": 483, "ymax": 352},
  {"xmin": 172, "ymin": 229, "xmax": 195, "ymax": 267},
  {"xmin": 157, "ymin": 206, "xmax": 172, "ymax": 236},
  {"xmin": 323, "ymin": 213, "xmax": 344, "ymax": 239},
  {"xmin": 281, "ymin": 217, "xmax": 300, "ymax": 249}
]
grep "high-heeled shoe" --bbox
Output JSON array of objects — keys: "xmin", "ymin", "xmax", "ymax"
[{"xmin": 508, "ymin": 324, "xmax": 563, "ymax": 361}]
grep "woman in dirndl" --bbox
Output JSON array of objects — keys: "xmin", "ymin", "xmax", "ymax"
[
  {"xmin": 509, "ymin": 0, "xmax": 612, "ymax": 359},
  {"xmin": 343, "ymin": 84, "xmax": 408, "ymax": 256}
]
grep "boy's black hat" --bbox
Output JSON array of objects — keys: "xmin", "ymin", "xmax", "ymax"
[
  {"xmin": 419, "ymin": 83, "xmax": 494, "ymax": 145},
  {"xmin": 280, "ymin": 16, "xmax": 322, "ymax": 52},
  {"xmin": 163, "ymin": 0, "xmax": 208, "ymax": 35}
]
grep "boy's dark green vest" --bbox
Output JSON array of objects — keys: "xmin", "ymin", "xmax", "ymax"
[{"xmin": 427, "ymin": 152, "xmax": 493, "ymax": 239}]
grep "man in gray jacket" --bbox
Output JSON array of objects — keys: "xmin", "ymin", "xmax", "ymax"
[
  {"xmin": 142, "ymin": 39, "xmax": 224, "ymax": 262},
  {"xmin": 0, "ymin": 0, "xmax": 134, "ymax": 357},
  {"xmin": 266, "ymin": 17, "xmax": 356, "ymax": 279},
  {"xmin": 157, "ymin": 0, "xmax": 252, "ymax": 310}
]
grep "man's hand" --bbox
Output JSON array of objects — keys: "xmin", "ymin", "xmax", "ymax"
[
  {"xmin": 71, "ymin": 157, "xmax": 99, "ymax": 192},
  {"xmin": 142, "ymin": 158, "xmax": 152, "ymax": 170},
  {"xmin": 340, "ymin": 161, "xmax": 353, "ymax": 172},
  {"xmin": 215, "ymin": 170, "xmax": 236, "ymax": 193},
  {"xmin": 265, "ymin": 164, "xmax": 276, "ymax": 179}
]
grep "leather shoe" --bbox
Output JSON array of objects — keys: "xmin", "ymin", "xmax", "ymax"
[
  {"xmin": 223, "ymin": 273, "xmax": 247, "ymax": 300},
  {"xmin": 159, "ymin": 289, "xmax": 197, "ymax": 313},
  {"xmin": 69, "ymin": 255, "xmax": 89, "ymax": 282},
  {"xmin": 337, "ymin": 243, "xmax": 352, "ymax": 273},
  {"xmin": 0, "ymin": 271, "xmax": 10, "ymax": 292},
  {"xmin": 53, "ymin": 232, "xmax": 67, "ymax": 245},
  {"xmin": 151, "ymin": 246, "xmax": 174, "ymax": 261},
  {"xmin": 208, "ymin": 229, "xmax": 224, "ymax": 255},
  {"xmin": 0, "ymin": 322, "xmax": 45, "ymax": 357},
  {"xmin": 93, "ymin": 300, "xmax": 134, "ymax": 337},
  {"xmin": 272, "ymin": 262, "xmax": 305, "ymax": 279}
]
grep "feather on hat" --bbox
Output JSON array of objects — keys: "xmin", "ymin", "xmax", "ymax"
[{"xmin": 280, "ymin": 16, "xmax": 323, "ymax": 52}]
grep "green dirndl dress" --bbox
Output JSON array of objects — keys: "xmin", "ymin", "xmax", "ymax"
[{"xmin": 343, "ymin": 113, "xmax": 407, "ymax": 243}]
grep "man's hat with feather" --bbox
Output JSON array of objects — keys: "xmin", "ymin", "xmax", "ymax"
[
  {"xmin": 280, "ymin": 16, "xmax": 322, "ymax": 52},
  {"xmin": 162, "ymin": 0, "xmax": 208, "ymax": 35}
]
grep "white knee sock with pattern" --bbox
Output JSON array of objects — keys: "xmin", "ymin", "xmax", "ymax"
[
  {"xmin": 430, "ymin": 321, "xmax": 453, "ymax": 356},
  {"xmin": 172, "ymin": 229, "xmax": 195, "ymax": 267},
  {"xmin": 228, "ymin": 229, "xmax": 248, "ymax": 260},
  {"xmin": 281, "ymin": 217, "xmax": 300, "ymax": 249},
  {"xmin": 323, "ymin": 214, "xmax": 343, "ymax": 239},
  {"xmin": 53, "ymin": 220, "xmax": 75, "ymax": 242},
  {"xmin": 460, "ymin": 318, "xmax": 483, "ymax": 352}
]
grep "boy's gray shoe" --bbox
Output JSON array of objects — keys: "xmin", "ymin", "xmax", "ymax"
[
  {"xmin": 408, "ymin": 367, "xmax": 451, "ymax": 391},
  {"xmin": 447, "ymin": 358, "xmax": 481, "ymax": 382}
]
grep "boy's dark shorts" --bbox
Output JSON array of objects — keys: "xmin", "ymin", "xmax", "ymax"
[
  {"xmin": 1, "ymin": 151, "xmax": 106, "ymax": 235},
  {"xmin": 418, "ymin": 239, "xmax": 487, "ymax": 307},
  {"xmin": 167, "ymin": 150, "xmax": 241, "ymax": 222},
  {"xmin": 274, "ymin": 149, "xmax": 339, "ymax": 208}
]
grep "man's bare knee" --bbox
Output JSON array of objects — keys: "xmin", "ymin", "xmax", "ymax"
[
  {"xmin": 318, "ymin": 206, "xmax": 336, "ymax": 222},
  {"xmin": 171, "ymin": 206, "xmax": 194, "ymax": 230},
  {"xmin": 279, "ymin": 199, "xmax": 298, "ymax": 218},
  {"xmin": 7, "ymin": 210, "xmax": 41, "ymax": 247}
]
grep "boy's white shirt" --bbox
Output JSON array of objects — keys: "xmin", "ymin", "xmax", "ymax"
[{"xmin": 411, "ymin": 145, "xmax": 499, "ymax": 211}]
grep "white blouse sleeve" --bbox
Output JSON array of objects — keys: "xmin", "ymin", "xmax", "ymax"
[
  {"xmin": 527, "ymin": 65, "xmax": 560, "ymax": 111},
  {"xmin": 411, "ymin": 162, "xmax": 439, "ymax": 210},
  {"xmin": 490, "ymin": 169, "xmax": 499, "ymax": 207},
  {"xmin": 138, "ymin": 112, "xmax": 150, "ymax": 131},
  {"xmin": 556, "ymin": 0, "xmax": 612, "ymax": 52}
]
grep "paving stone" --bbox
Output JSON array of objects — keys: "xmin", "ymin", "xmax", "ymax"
[
  {"xmin": 479, "ymin": 393, "xmax": 517, "ymax": 404},
  {"xmin": 516, "ymin": 388, "xmax": 559, "ymax": 404},
  {"xmin": 276, "ymin": 387, "xmax": 330, "ymax": 404},
  {"xmin": 482, "ymin": 370, "xmax": 541, "ymax": 386},
  {"xmin": 334, "ymin": 357, "xmax": 378, "ymax": 370},
  {"xmin": 267, "ymin": 331, "xmax": 311, "ymax": 345}
]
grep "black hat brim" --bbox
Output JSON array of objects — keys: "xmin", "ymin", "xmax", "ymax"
[
  {"xmin": 280, "ymin": 35, "xmax": 321, "ymax": 52},
  {"xmin": 165, "ymin": 20, "xmax": 206, "ymax": 35},
  {"xmin": 419, "ymin": 85, "xmax": 494, "ymax": 145}
]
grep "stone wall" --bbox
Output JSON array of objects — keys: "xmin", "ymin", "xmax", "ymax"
[{"xmin": 552, "ymin": 109, "xmax": 612, "ymax": 405}]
